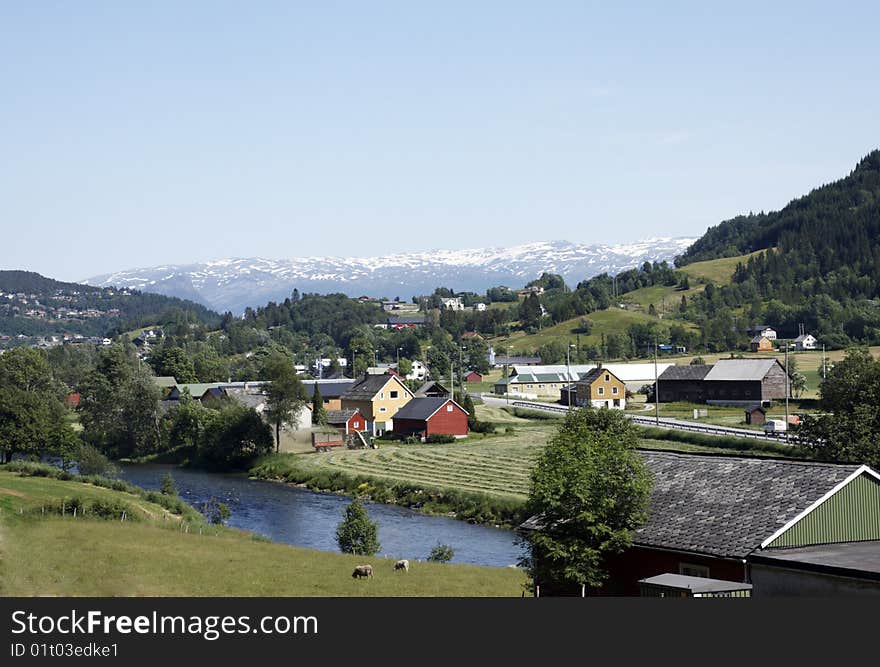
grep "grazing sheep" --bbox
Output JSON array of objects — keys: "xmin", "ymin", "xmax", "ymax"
[
  {"xmin": 352, "ymin": 564, "xmax": 373, "ymax": 578},
  {"xmin": 394, "ymin": 559, "xmax": 409, "ymax": 572}
]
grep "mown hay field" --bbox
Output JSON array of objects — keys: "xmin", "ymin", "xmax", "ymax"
[{"xmin": 295, "ymin": 424, "xmax": 557, "ymax": 500}]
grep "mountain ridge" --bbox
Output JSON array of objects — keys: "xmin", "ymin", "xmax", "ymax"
[{"xmin": 83, "ymin": 237, "xmax": 697, "ymax": 314}]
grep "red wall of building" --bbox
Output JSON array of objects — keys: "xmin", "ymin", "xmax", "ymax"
[
  {"xmin": 600, "ymin": 547, "xmax": 747, "ymax": 596},
  {"xmin": 425, "ymin": 404, "xmax": 469, "ymax": 437},
  {"xmin": 393, "ymin": 401, "xmax": 469, "ymax": 438}
]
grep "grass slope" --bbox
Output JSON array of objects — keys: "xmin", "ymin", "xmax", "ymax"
[
  {"xmin": 0, "ymin": 470, "xmax": 527, "ymax": 597},
  {"xmin": 486, "ymin": 251, "xmax": 763, "ymax": 356}
]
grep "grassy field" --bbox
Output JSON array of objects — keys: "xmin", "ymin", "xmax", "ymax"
[
  {"xmin": 485, "ymin": 250, "xmax": 773, "ymax": 358},
  {"xmin": 0, "ymin": 470, "xmax": 528, "ymax": 596},
  {"xmin": 678, "ymin": 250, "xmax": 766, "ymax": 284},
  {"xmin": 492, "ymin": 307, "xmax": 690, "ymax": 355},
  {"xmin": 626, "ymin": 397, "xmax": 819, "ymax": 429},
  {"xmin": 258, "ymin": 402, "xmax": 800, "ymax": 511},
  {"xmin": 291, "ymin": 423, "xmax": 556, "ymax": 501}
]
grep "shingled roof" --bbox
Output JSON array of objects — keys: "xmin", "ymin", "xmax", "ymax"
[
  {"xmin": 635, "ymin": 452, "xmax": 861, "ymax": 559},
  {"xmin": 520, "ymin": 451, "xmax": 865, "ymax": 560},
  {"xmin": 340, "ymin": 373, "xmax": 405, "ymax": 401},
  {"xmin": 325, "ymin": 408, "xmax": 359, "ymax": 424},
  {"xmin": 393, "ymin": 397, "xmax": 464, "ymax": 421},
  {"xmin": 301, "ymin": 379, "xmax": 356, "ymax": 399},
  {"xmin": 658, "ymin": 364, "xmax": 712, "ymax": 381}
]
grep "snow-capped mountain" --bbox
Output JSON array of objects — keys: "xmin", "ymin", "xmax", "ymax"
[{"xmin": 83, "ymin": 237, "xmax": 696, "ymax": 314}]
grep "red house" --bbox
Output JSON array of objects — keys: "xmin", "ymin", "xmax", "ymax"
[
  {"xmin": 464, "ymin": 370, "xmax": 483, "ymax": 383},
  {"xmin": 64, "ymin": 392, "xmax": 81, "ymax": 409},
  {"xmin": 392, "ymin": 397, "xmax": 469, "ymax": 440},
  {"xmin": 326, "ymin": 409, "xmax": 365, "ymax": 434}
]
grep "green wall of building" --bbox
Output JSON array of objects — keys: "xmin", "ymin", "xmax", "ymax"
[{"xmin": 767, "ymin": 473, "xmax": 880, "ymax": 549}]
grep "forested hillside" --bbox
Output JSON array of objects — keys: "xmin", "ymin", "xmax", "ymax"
[
  {"xmin": 0, "ymin": 270, "xmax": 220, "ymax": 338},
  {"xmin": 678, "ymin": 150, "xmax": 880, "ymax": 266}
]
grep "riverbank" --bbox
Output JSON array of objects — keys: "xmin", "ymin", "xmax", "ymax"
[
  {"xmin": 0, "ymin": 466, "xmax": 529, "ymax": 596},
  {"xmin": 250, "ymin": 454, "xmax": 527, "ymax": 528}
]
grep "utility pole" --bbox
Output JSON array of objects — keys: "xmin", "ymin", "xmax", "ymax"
[
  {"xmin": 654, "ymin": 339, "xmax": 660, "ymax": 425},
  {"xmin": 784, "ymin": 343, "xmax": 790, "ymax": 442},
  {"xmin": 449, "ymin": 358, "xmax": 454, "ymax": 400},
  {"xmin": 566, "ymin": 343, "xmax": 576, "ymax": 410},
  {"xmin": 458, "ymin": 345, "xmax": 466, "ymax": 398}
]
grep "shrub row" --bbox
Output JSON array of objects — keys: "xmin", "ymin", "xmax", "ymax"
[
  {"xmin": 501, "ymin": 407, "xmax": 562, "ymax": 421},
  {"xmin": 39, "ymin": 495, "xmax": 139, "ymax": 521},
  {"xmin": 0, "ymin": 461, "xmax": 205, "ymax": 522},
  {"xmin": 636, "ymin": 427, "xmax": 806, "ymax": 457},
  {"xmin": 249, "ymin": 457, "xmax": 527, "ymax": 528}
]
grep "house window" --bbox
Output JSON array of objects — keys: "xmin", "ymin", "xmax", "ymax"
[
  {"xmin": 539, "ymin": 384, "xmax": 545, "ymax": 389},
  {"xmin": 604, "ymin": 374, "xmax": 610, "ymax": 382},
  {"xmin": 404, "ymin": 392, "xmax": 410, "ymax": 398},
  {"xmin": 390, "ymin": 390, "xmax": 399, "ymax": 399},
  {"xmin": 447, "ymin": 405, "xmax": 453, "ymax": 412},
  {"xmin": 380, "ymin": 392, "xmax": 385, "ymax": 399},
  {"xmin": 612, "ymin": 387, "xmax": 618, "ymax": 395},
  {"xmin": 597, "ymin": 387, "xmax": 604, "ymax": 396},
  {"xmin": 353, "ymin": 420, "xmax": 360, "ymax": 429},
  {"xmin": 679, "ymin": 563, "xmax": 710, "ymax": 578},
  {"xmin": 379, "ymin": 407, "xmax": 387, "ymax": 413}
]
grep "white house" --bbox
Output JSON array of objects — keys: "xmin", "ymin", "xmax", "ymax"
[
  {"xmin": 406, "ymin": 360, "xmax": 428, "ymax": 381},
  {"xmin": 440, "ymin": 297, "xmax": 465, "ymax": 311},
  {"xmin": 794, "ymin": 334, "xmax": 818, "ymax": 351}
]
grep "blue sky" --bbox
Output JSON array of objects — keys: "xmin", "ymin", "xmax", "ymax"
[{"xmin": 1, "ymin": 1, "xmax": 878, "ymax": 281}]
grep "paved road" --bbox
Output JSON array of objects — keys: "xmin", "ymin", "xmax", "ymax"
[{"xmin": 479, "ymin": 394, "xmax": 789, "ymax": 443}]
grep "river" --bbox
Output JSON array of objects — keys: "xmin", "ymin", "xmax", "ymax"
[{"xmin": 119, "ymin": 464, "xmax": 525, "ymax": 568}]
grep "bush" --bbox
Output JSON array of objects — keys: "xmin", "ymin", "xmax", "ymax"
[
  {"xmin": 427, "ymin": 543, "xmax": 455, "ymax": 563},
  {"xmin": 425, "ymin": 434, "xmax": 456, "ymax": 444},
  {"xmin": 77, "ymin": 444, "xmax": 119, "ymax": 477},
  {"xmin": 470, "ymin": 420, "xmax": 496, "ymax": 434}
]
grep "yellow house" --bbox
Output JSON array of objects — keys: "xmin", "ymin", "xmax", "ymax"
[
  {"xmin": 750, "ymin": 336, "xmax": 774, "ymax": 353},
  {"xmin": 575, "ymin": 365, "xmax": 626, "ymax": 410},
  {"xmin": 340, "ymin": 373, "xmax": 413, "ymax": 436}
]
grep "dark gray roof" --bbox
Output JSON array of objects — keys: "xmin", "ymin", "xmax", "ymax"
[
  {"xmin": 393, "ymin": 397, "xmax": 461, "ymax": 421},
  {"xmin": 635, "ymin": 452, "xmax": 860, "ymax": 559},
  {"xmin": 341, "ymin": 373, "xmax": 405, "ymax": 401},
  {"xmin": 415, "ymin": 381, "xmax": 449, "ymax": 396},
  {"xmin": 576, "ymin": 367, "xmax": 622, "ymax": 386},
  {"xmin": 325, "ymin": 408, "xmax": 359, "ymax": 424},
  {"xmin": 301, "ymin": 380, "xmax": 355, "ymax": 399},
  {"xmin": 388, "ymin": 315, "xmax": 425, "ymax": 325},
  {"xmin": 658, "ymin": 364, "xmax": 712, "ymax": 381},
  {"xmin": 703, "ymin": 358, "xmax": 782, "ymax": 382},
  {"xmin": 749, "ymin": 541, "xmax": 880, "ymax": 580}
]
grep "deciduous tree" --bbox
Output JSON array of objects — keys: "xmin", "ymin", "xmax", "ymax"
[{"xmin": 521, "ymin": 408, "xmax": 652, "ymax": 593}]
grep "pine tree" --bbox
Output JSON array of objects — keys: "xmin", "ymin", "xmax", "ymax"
[
  {"xmin": 311, "ymin": 384, "xmax": 327, "ymax": 425},
  {"xmin": 336, "ymin": 498, "xmax": 380, "ymax": 556}
]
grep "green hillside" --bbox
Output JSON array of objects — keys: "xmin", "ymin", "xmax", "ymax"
[
  {"xmin": 0, "ymin": 467, "xmax": 527, "ymax": 597},
  {"xmin": 484, "ymin": 250, "xmax": 760, "ymax": 357}
]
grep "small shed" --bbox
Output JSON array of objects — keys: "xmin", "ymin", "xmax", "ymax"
[
  {"xmin": 464, "ymin": 370, "xmax": 483, "ymax": 383},
  {"xmin": 639, "ymin": 574, "xmax": 753, "ymax": 598},
  {"xmin": 326, "ymin": 409, "xmax": 365, "ymax": 434},
  {"xmin": 745, "ymin": 404, "xmax": 766, "ymax": 426}
]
